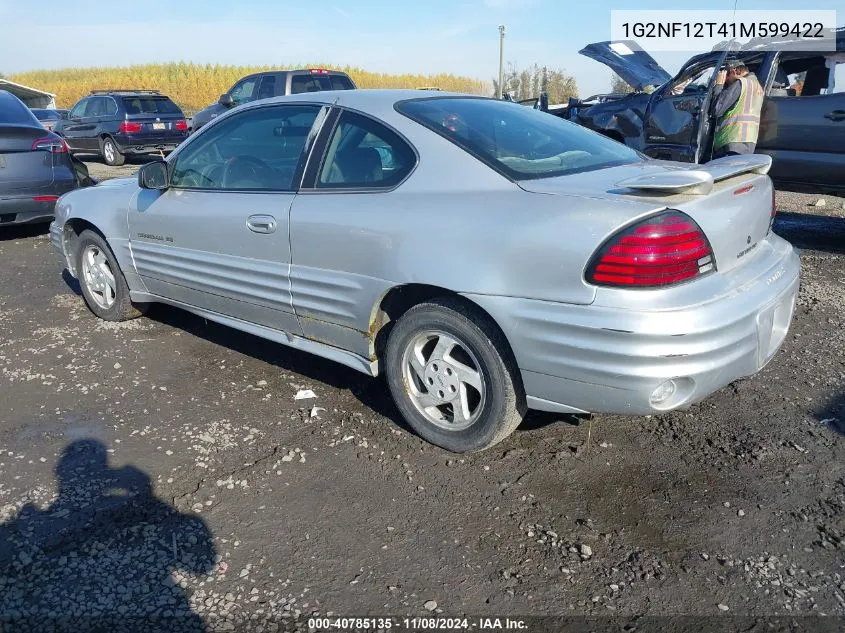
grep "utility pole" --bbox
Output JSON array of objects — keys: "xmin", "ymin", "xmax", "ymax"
[{"xmin": 497, "ymin": 25, "xmax": 506, "ymax": 99}]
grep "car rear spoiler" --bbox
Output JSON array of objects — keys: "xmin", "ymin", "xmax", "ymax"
[{"xmin": 616, "ymin": 154, "xmax": 772, "ymax": 195}]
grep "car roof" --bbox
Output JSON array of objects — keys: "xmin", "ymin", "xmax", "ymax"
[
  {"xmin": 88, "ymin": 92, "xmax": 173, "ymax": 98},
  {"xmin": 232, "ymin": 89, "xmax": 488, "ymax": 123},
  {"xmin": 243, "ymin": 69, "xmax": 353, "ymax": 78},
  {"xmin": 255, "ymin": 88, "xmax": 482, "ymax": 110}
]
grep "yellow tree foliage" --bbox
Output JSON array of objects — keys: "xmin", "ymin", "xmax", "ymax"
[{"xmin": 10, "ymin": 63, "xmax": 489, "ymax": 114}]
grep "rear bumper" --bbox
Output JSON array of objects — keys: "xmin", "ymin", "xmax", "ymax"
[
  {"xmin": 0, "ymin": 180, "xmax": 76, "ymax": 225},
  {"xmin": 113, "ymin": 134, "xmax": 186, "ymax": 154},
  {"xmin": 0, "ymin": 197, "xmax": 56, "ymax": 225},
  {"xmin": 465, "ymin": 235, "xmax": 800, "ymax": 415}
]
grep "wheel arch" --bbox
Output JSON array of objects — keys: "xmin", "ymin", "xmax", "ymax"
[
  {"xmin": 61, "ymin": 218, "xmax": 109, "ymax": 277},
  {"xmin": 368, "ymin": 283, "xmax": 519, "ymax": 373}
]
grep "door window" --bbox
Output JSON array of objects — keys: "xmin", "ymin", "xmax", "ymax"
[
  {"xmin": 317, "ymin": 111, "xmax": 415, "ymax": 189},
  {"xmin": 770, "ymin": 56, "xmax": 835, "ymax": 97},
  {"xmin": 170, "ymin": 105, "xmax": 322, "ymax": 191},
  {"xmin": 256, "ymin": 74, "xmax": 278, "ymax": 100},
  {"xmin": 229, "ymin": 77, "xmax": 259, "ymax": 105},
  {"xmin": 68, "ymin": 99, "xmax": 89, "ymax": 119},
  {"xmin": 86, "ymin": 97, "xmax": 107, "ymax": 117},
  {"xmin": 669, "ymin": 66, "xmax": 715, "ymax": 96}
]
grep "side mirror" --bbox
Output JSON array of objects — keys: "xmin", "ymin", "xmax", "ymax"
[
  {"xmin": 218, "ymin": 93, "xmax": 234, "ymax": 108},
  {"xmin": 138, "ymin": 160, "xmax": 169, "ymax": 190}
]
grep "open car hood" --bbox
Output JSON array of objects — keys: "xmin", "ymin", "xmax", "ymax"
[{"xmin": 579, "ymin": 40, "xmax": 672, "ymax": 92}]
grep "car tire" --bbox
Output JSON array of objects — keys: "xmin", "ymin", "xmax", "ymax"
[
  {"xmin": 75, "ymin": 229, "xmax": 146, "ymax": 321},
  {"xmin": 101, "ymin": 136, "xmax": 125, "ymax": 167},
  {"xmin": 384, "ymin": 297, "xmax": 526, "ymax": 453}
]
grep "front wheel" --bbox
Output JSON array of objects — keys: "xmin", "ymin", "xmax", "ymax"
[
  {"xmin": 101, "ymin": 137, "xmax": 125, "ymax": 166},
  {"xmin": 76, "ymin": 230, "xmax": 145, "ymax": 321},
  {"xmin": 384, "ymin": 297, "xmax": 526, "ymax": 453}
]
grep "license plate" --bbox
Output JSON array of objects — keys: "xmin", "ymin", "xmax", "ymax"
[{"xmin": 152, "ymin": 122, "xmax": 165, "ymax": 130}]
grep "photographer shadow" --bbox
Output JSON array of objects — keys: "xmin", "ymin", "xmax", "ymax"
[{"xmin": 0, "ymin": 439, "xmax": 216, "ymax": 632}]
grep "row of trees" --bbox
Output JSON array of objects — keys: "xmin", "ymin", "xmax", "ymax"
[
  {"xmin": 492, "ymin": 63, "xmax": 578, "ymax": 104},
  {"xmin": 5, "ymin": 63, "xmax": 646, "ymax": 109},
  {"xmin": 9, "ymin": 62, "xmax": 489, "ymax": 114}
]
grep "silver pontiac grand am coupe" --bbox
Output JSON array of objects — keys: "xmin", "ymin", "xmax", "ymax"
[{"xmin": 50, "ymin": 90, "xmax": 800, "ymax": 453}]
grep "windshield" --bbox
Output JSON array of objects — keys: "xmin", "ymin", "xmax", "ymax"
[
  {"xmin": 121, "ymin": 97, "xmax": 182, "ymax": 115},
  {"xmin": 396, "ymin": 97, "xmax": 643, "ymax": 180}
]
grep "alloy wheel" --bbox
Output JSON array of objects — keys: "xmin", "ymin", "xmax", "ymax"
[
  {"xmin": 401, "ymin": 330, "xmax": 487, "ymax": 431},
  {"xmin": 80, "ymin": 245, "xmax": 117, "ymax": 310}
]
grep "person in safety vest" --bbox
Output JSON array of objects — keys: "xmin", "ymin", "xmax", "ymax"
[{"xmin": 709, "ymin": 59, "xmax": 764, "ymax": 160}]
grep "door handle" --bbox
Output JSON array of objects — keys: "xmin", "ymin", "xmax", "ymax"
[
  {"xmin": 825, "ymin": 110, "xmax": 845, "ymax": 121},
  {"xmin": 246, "ymin": 214, "xmax": 277, "ymax": 234}
]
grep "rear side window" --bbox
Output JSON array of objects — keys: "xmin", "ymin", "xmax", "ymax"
[
  {"xmin": 329, "ymin": 75, "xmax": 355, "ymax": 90},
  {"xmin": 0, "ymin": 93, "xmax": 39, "ymax": 125},
  {"xmin": 397, "ymin": 97, "xmax": 643, "ymax": 180},
  {"xmin": 121, "ymin": 97, "xmax": 182, "ymax": 115},
  {"xmin": 317, "ymin": 110, "xmax": 415, "ymax": 189},
  {"xmin": 291, "ymin": 73, "xmax": 354, "ymax": 94},
  {"xmin": 87, "ymin": 97, "xmax": 108, "ymax": 117},
  {"xmin": 291, "ymin": 75, "xmax": 324, "ymax": 94}
]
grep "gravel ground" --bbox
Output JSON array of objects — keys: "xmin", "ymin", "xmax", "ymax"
[
  {"xmin": 776, "ymin": 190, "xmax": 845, "ymax": 218},
  {"xmin": 0, "ymin": 159, "xmax": 842, "ymax": 632}
]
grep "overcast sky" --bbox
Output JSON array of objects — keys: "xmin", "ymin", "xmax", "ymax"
[{"xmin": 0, "ymin": 0, "xmax": 840, "ymax": 98}]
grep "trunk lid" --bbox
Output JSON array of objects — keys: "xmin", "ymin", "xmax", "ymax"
[
  {"xmin": 518, "ymin": 156, "xmax": 775, "ymax": 274},
  {"xmin": 579, "ymin": 40, "xmax": 672, "ymax": 92},
  {"xmin": 0, "ymin": 125, "xmax": 55, "ymax": 192}
]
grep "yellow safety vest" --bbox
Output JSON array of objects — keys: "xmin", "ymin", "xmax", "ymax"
[{"xmin": 714, "ymin": 75, "xmax": 764, "ymax": 149}]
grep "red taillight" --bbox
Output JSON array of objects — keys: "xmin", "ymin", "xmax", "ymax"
[
  {"xmin": 174, "ymin": 120, "xmax": 188, "ymax": 131},
  {"xmin": 309, "ymin": 68, "xmax": 329, "ymax": 74},
  {"xmin": 586, "ymin": 211, "xmax": 716, "ymax": 288},
  {"xmin": 32, "ymin": 195, "xmax": 59, "ymax": 202},
  {"xmin": 119, "ymin": 121, "xmax": 143, "ymax": 133},
  {"xmin": 31, "ymin": 137, "xmax": 68, "ymax": 153}
]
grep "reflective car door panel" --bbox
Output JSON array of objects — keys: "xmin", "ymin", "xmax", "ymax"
[
  {"xmin": 129, "ymin": 188, "xmax": 301, "ymax": 335},
  {"xmin": 289, "ymin": 261, "xmax": 392, "ymax": 358},
  {"xmin": 756, "ymin": 94, "xmax": 845, "ymax": 187},
  {"xmin": 289, "ymin": 108, "xmax": 419, "ymax": 357},
  {"xmin": 127, "ymin": 103, "xmax": 324, "ymax": 336},
  {"xmin": 642, "ymin": 94, "xmax": 704, "ymax": 162}
]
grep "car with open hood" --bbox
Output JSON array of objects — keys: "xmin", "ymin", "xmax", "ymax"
[{"xmin": 552, "ymin": 30, "xmax": 845, "ymax": 193}]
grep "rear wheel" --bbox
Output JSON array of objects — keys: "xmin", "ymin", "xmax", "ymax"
[
  {"xmin": 384, "ymin": 297, "xmax": 525, "ymax": 453},
  {"xmin": 76, "ymin": 230, "xmax": 145, "ymax": 321},
  {"xmin": 101, "ymin": 137, "xmax": 125, "ymax": 166}
]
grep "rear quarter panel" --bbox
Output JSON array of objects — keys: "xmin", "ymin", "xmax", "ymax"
[{"xmin": 290, "ymin": 110, "xmax": 667, "ymax": 337}]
